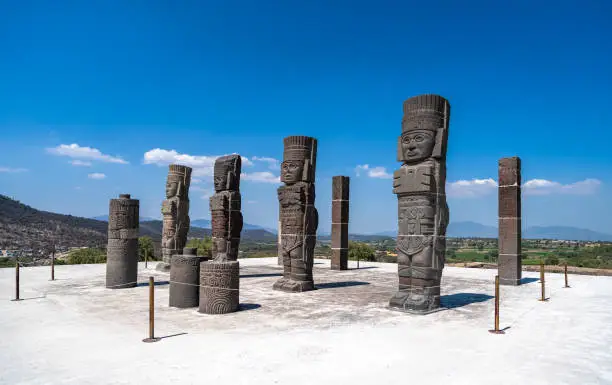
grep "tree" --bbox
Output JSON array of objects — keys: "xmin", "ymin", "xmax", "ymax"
[
  {"xmin": 486, "ymin": 249, "xmax": 499, "ymax": 262},
  {"xmin": 138, "ymin": 236, "xmax": 155, "ymax": 261},
  {"xmin": 67, "ymin": 248, "xmax": 106, "ymax": 264},
  {"xmin": 348, "ymin": 241, "xmax": 375, "ymax": 262},
  {"xmin": 186, "ymin": 237, "xmax": 213, "ymax": 257}
]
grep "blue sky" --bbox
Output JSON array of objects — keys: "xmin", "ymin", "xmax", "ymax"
[{"xmin": 1, "ymin": 0, "xmax": 611, "ymax": 234}]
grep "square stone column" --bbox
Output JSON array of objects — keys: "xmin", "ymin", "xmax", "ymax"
[
  {"xmin": 498, "ymin": 157, "xmax": 522, "ymax": 286},
  {"xmin": 331, "ymin": 176, "xmax": 349, "ymax": 270}
]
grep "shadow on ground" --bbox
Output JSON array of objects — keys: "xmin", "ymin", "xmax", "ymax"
[
  {"xmin": 441, "ymin": 293, "xmax": 494, "ymax": 309},
  {"xmin": 316, "ymin": 281, "xmax": 370, "ymax": 289},
  {"xmin": 520, "ymin": 277, "xmax": 539, "ymax": 285},
  {"xmin": 239, "ymin": 303, "xmax": 262, "ymax": 311},
  {"xmin": 240, "ymin": 273, "xmax": 283, "ymax": 278}
]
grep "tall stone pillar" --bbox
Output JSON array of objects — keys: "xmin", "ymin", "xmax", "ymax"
[
  {"xmin": 274, "ymin": 135, "xmax": 319, "ymax": 292},
  {"xmin": 331, "ymin": 176, "xmax": 349, "ymax": 270},
  {"xmin": 157, "ymin": 164, "xmax": 192, "ymax": 272},
  {"xmin": 498, "ymin": 157, "xmax": 522, "ymax": 286},
  {"xmin": 389, "ymin": 94, "xmax": 450, "ymax": 314},
  {"xmin": 106, "ymin": 194, "xmax": 139, "ymax": 289}
]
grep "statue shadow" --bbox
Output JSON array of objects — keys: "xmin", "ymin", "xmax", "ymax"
[
  {"xmin": 316, "ymin": 281, "xmax": 370, "ymax": 290},
  {"xmin": 240, "ymin": 273, "xmax": 283, "ymax": 278},
  {"xmin": 441, "ymin": 293, "xmax": 494, "ymax": 309},
  {"xmin": 350, "ymin": 266, "xmax": 378, "ymax": 270},
  {"xmin": 136, "ymin": 280, "xmax": 170, "ymax": 287},
  {"xmin": 239, "ymin": 303, "xmax": 261, "ymax": 311},
  {"xmin": 520, "ymin": 277, "xmax": 539, "ymax": 285}
]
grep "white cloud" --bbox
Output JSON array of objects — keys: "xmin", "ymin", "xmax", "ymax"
[
  {"xmin": 144, "ymin": 149, "xmax": 276, "ymax": 185},
  {"xmin": 355, "ymin": 164, "xmax": 392, "ymax": 179},
  {"xmin": 447, "ymin": 178, "xmax": 497, "ymax": 198},
  {"xmin": 252, "ymin": 156, "xmax": 281, "ymax": 170},
  {"xmin": 446, "ymin": 177, "xmax": 602, "ymax": 198},
  {"xmin": 192, "ymin": 178, "xmax": 203, "ymax": 184},
  {"xmin": 88, "ymin": 173, "xmax": 106, "ymax": 180},
  {"xmin": 241, "ymin": 171, "xmax": 281, "ymax": 184},
  {"xmin": 70, "ymin": 160, "xmax": 92, "ymax": 167},
  {"xmin": 246, "ymin": 200, "xmax": 258, "ymax": 204},
  {"xmin": 47, "ymin": 144, "xmax": 128, "ymax": 164},
  {"xmin": 0, "ymin": 167, "xmax": 28, "ymax": 173},
  {"xmin": 523, "ymin": 178, "xmax": 602, "ymax": 196}
]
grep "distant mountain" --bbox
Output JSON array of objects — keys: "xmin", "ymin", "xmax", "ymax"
[
  {"xmin": 373, "ymin": 221, "xmax": 612, "ymax": 241},
  {"xmin": 524, "ymin": 226, "xmax": 612, "ymax": 242},
  {"xmin": 318, "ymin": 233, "xmax": 394, "ymax": 242},
  {"xmin": 92, "ymin": 215, "xmax": 158, "ymax": 222},
  {"xmin": 0, "ymin": 195, "xmax": 278, "ymax": 252},
  {"xmin": 191, "ymin": 218, "xmax": 277, "ymax": 234}
]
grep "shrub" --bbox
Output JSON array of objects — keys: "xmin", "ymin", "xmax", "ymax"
[{"xmin": 67, "ymin": 248, "xmax": 106, "ymax": 264}]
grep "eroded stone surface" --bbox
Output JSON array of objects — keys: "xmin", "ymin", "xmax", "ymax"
[{"xmin": 498, "ymin": 157, "xmax": 522, "ymax": 286}]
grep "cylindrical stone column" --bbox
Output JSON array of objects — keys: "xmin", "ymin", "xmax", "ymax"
[
  {"xmin": 169, "ymin": 247, "xmax": 207, "ymax": 308},
  {"xmin": 331, "ymin": 176, "xmax": 350, "ymax": 270},
  {"xmin": 498, "ymin": 157, "xmax": 522, "ymax": 286},
  {"xmin": 199, "ymin": 261, "xmax": 239, "ymax": 314},
  {"xmin": 106, "ymin": 194, "xmax": 139, "ymax": 289}
]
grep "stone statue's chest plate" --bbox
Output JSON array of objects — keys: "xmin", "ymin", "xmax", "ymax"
[{"xmin": 393, "ymin": 163, "xmax": 436, "ymax": 195}]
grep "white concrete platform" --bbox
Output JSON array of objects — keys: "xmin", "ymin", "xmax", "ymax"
[{"xmin": 1, "ymin": 258, "xmax": 611, "ymax": 385}]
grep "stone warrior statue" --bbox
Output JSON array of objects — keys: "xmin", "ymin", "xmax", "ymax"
[
  {"xmin": 210, "ymin": 155, "xmax": 243, "ymax": 261},
  {"xmin": 273, "ymin": 135, "xmax": 318, "ymax": 292},
  {"xmin": 157, "ymin": 164, "xmax": 192, "ymax": 272},
  {"xmin": 389, "ymin": 94, "xmax": 450, "ymax": 313}
]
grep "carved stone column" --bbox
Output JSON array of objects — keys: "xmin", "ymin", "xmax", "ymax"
[
  {"xmin": 331, "ymin": 176, "xmax": 349, "ymax": 270},
  {"xmin": 169, "ymin": 247, "xmax": 209, "ymax": 308},
  {"xmin": 106, "ymin": 194, "xmax": 139, "ymax": 289},
  {"xmin": 199, "ymin": 261, "xmax": 240, "ymax": 314},
  {"xmin": 498, "ymin": 157, "xmax": 522, "ymax": 286}
]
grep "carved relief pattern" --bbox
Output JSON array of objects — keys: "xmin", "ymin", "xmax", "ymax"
[{"xmin": 199, "ymin": 261, "xmax": 240, "ymax": 314}]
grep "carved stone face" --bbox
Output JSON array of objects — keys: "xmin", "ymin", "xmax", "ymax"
[
  {"xmin": 401, "ymin": 130, "xmax": 435, "ymax": 163},
  {"xmin": 166, "ymin": 181, "xmax": 179, "ymax": 198},
  {"xmin": 281, "ymin": 160, "xmax": 303, "ymax": 184},
  {"xmin": 214, "ymin": 174, "xmax": 228, "ymax": 192}
]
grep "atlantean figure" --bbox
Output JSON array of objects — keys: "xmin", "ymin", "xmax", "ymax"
[
  {"xmin": 157, "ymin": 164, "xmax": 192, "ymax": 272},
  {"xmin": 210, "ymin": 155, "xmax": 243, "ymax": 261},
  {"xmin": 273, "ymin": 135, "xmax": 319, "ymax": 292},
  {"xmin": 389, "ymin": 94, "xmax": 450, "ymax": 313},
  {"xmin": 106, "ymin": 194, "xmax": 139, "ymax": 289}
]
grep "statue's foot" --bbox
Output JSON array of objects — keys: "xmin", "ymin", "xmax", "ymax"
[
  {"xmin": 389, "ymin": 289, "xmax": 440, "ymax": 314},
  {"xmin": 155, "ymin": 262, "xmax": 171, "ymax": 272},
  {"xmin": 273, "ymin": 279, "xmax": 314, "ymax": 293}
]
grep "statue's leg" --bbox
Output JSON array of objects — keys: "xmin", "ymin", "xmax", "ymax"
[
  {"xmin": 410, "ymin": 246, "xmax": 441, "ymax": 312},
  {"xmin": 288, "ymin": 237, "xmax": 315, "ymax": 292},
  {"xmin": 389, "ymin": 250, "xmax": 411, "ymax": 308}
]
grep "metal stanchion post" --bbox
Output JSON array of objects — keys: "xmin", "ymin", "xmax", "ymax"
[
  {"xmin": 143, "ymin": 276, "xmax": 161, "ymax": 343},
  {"xmin": 50, "ymin": 248, "xmax": 55, "ymax": 281},
  {"xmin": 11, "ymin": 262, "xmax": 22, "ymax": 302},
  {"xmin": 563, "ymin": 262, "xmax": 570, "ymax": 288},
  {"xmin": 539, "ymin": 260, "xmax": 548, "ymax": 301},
  {"xmin": 489, "ymin": 275, "xmax": 504, "ymax": 334}
]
